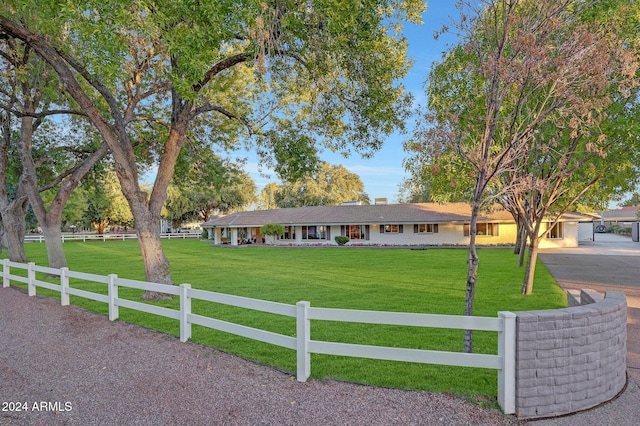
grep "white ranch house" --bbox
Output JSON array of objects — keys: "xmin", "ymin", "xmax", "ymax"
[{"xmin": 202, "ymin": 202, "xmax": 591, "ymax": 248}]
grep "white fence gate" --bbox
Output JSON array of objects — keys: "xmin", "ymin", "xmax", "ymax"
[{"xmin": 1, "ymin": 259, "xmax": 515, "ymax": 414}]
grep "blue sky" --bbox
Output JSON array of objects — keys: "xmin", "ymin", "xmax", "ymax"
[{"xmin": 244, "ymin": 3, "xmax": 462, "ymax": 204}]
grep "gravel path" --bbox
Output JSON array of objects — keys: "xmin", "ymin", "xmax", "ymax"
[{"xmin": 0, "ymin": 287, "xmax": 519, "ymax": 425}]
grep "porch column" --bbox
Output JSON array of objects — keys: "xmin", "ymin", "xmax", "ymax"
[{"xmin": 231, "ymin": 228, "xmax": 238, "ymax": 246}]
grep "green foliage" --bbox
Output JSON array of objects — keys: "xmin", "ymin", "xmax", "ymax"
[
  {"xmin": 261, "ymin": 130, "xmax": 320, "ymax": 182},
  {"xmin": 618, "ymin": 192, "xmax": 640, "ymax": 208},
  {"xmin": 201, "ymin": 229, "xmax": 208, "ymax": 239},
  {"xmin": 608, "ymin": 225, "xmax": 632, "ymax": 235},
  {"xmin": 1, "ymin": 0, "xmax": 425, "ymax": 284},
  {"xmin": 406, "ymin": 0, "xmax": 640, "ymax": 298},
  {"xmin": 163, "ymin": 154, "xmax": 257, "ymax": 226},
  {"xmin": 268, "ymin": 162, "xmax": 369, "ymax": 208},
  {"xmin": 257, "ymin": 182, "xmax": 278, "ymax": 210},
  {"xmin": 334, "ymin": 235, "xmax": 350, "ymax": 246},
  {"xmin": 6, "ymin": 240, "xmax": 567, "ymax": 397},
  {"xmin": 260, "ymin": 223, "xmax": 285, "ymax": 238},
  {"xmin": 408, "ymin": 0, "xmax": 640, "ymax": 212},
  {"xmin": 1, "ymin": 0, "xmax": 425, "ymax": 180}
]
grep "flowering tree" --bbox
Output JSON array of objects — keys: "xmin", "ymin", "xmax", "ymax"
[{"xmin": 409, "ymin": 0, "xmax": 639, "ymax": 351}]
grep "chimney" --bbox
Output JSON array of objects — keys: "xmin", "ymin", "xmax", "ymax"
[{"xmin": 375, "ymin": 198, "xmax": 388, "ymax": 205}]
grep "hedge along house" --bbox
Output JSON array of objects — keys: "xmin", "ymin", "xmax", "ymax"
[{"xmin": 201, "ymin": 202, "xmax": 588, "ymax": 248}]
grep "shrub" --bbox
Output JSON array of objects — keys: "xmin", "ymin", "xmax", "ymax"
[
  {"xmin": 334, "ymin": 235, "xmax": 350, "ymax": 246},
  {"xmin": 260, "ymin": 223, "xmax": 285, "ymax": 245},
  {"xmin": 201, "ymin": 229, "xmax": 208, "ymax": 239}
]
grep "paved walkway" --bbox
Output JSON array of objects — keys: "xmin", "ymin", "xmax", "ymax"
[{"xmin": 534, "ymin": 233, "xmax": 640, "ymax": 425}]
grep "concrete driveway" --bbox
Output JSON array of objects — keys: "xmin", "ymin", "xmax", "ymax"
[{"xmin": 535, "ymin": 234, "xmax": 640, "ymax": 425}]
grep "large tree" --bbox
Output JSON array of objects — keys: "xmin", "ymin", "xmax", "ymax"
[
  {"xmin": 0, "ymin": 35, "xmax": 108, "ymax": 267},
  {"xmin": 491, "ymin": 0, "xmax": 640, "ymax": 295},
  {"xmin": 408, "ymin": 0, "xmax": 639, "ymax": 351},
  {"xmin": 272, "ymin": 162, "xmax": 370, "ymax": 207},
  {"xmin": 397, "ymin": 176, "xmax": 432, "ymax": 204},
  {"xmin": 1, "ymin": 0, "xmax": 423, "ymax": 298},
  {"xmin": 76, "ymin": 169, "xmax": 136, "ymax": 234},
  {"xmin": 163, "ymin": 153, "xmax": 257, "ymax": 225},
  {"xmin": 619, "ymin": 192, "xmax": 640, "ymax": 208},
  {"xmin": 257, "ymin": 182, "xmax": 279, "ymax": 211},
  {"xmin": 0, "ymin": 111, "xmax": 29, "ymax": 261},
  {"xmin": 18, "ymin": 119, "xmax": 108, "ymax": 269}
]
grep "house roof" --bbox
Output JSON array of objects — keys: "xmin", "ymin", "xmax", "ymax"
[
  {"xmin": 601, "ymin": 206, "xmax": 639, "ymax": 222},
  {"xmin": 202, "ymin": 202, "xmax": 588, "ymax": 228}
]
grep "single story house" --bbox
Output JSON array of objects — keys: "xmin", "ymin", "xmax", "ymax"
[
  {"xmin": 597, "ymin": 205, "xmax": 639, "ymax": 228},
  {"xmin": 201, "ymin": 202, "xmax": 590, "ymax": 248}
]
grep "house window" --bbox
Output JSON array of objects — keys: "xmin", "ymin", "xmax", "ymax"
[
  {"xmin": 463, "ymin": 223, "xmax": 499, "ymax": 236},
  {"xmin": 382, "ymin": 224, "xmax": 403, "ymax": 233},
  {"xmin": 415, "ymin": 224, "xmax": 439, "ymax": 233},
  {"xmin": 302, "ymin": 225, "xmax": 327, "ymax": 240},
  {"xmin": 281, "ymin": 226, "xmax": 296, "ymax": 240},
  {"xmin": 346, "ymin": 225, "xmax": 366, "ymax": 240},
  {"xmin": 546, "ymin": 222, "xmax": 564, "ymax": 239}
]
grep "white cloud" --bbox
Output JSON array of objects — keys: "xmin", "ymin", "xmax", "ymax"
[{"xmin": 347, "ymin": 164, "xmax": 405, "ymax": 178}]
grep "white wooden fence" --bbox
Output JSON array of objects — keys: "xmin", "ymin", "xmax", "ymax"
[
  {"xmin": 23, "ymin": 233, "xmax": 201, "ymax": 243},
  {"xmin": 1, "ymin": 259, "xmax": 516, "ymax": 414}
]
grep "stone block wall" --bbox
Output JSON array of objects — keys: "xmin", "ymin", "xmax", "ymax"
[{"xmin": 514, "ymin": 290, "xmax": 627, "ymax": 419}]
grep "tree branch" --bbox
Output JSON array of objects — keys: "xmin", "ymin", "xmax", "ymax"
[
  {"xmin": 191, "ymin": 53, "xmax": 251, "ymax": 93},
  {"xmin": 0, "ymin": 103, "xmax": 86, "ymax": 118},
  {"xmin": 190, "ymin": 103, "xmax": 253, "ymax": 135}
]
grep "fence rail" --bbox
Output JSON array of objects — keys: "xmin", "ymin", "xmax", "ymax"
[
  {"xmin": 23, "ymin": 233, "xmax": 201, "ymax": 243},
  {"xmin": 1, "ymin": 259, "xmax": 515, "ymax": 414}
]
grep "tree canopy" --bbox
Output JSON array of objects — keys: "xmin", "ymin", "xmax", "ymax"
[
  {"xmin": 406, "ymin": 0, "xmax": 640, "ymax": 350},
  {"xmin": 0, "ymin": 0, "xmax": 424, "ymax": 296},
  {"xmin": 163, "ymin": 152, "xmax": 257, "ymax": 226},
  {"xmin": 266, "ymin": 162, "xmax": 370, "ymax": 208}
]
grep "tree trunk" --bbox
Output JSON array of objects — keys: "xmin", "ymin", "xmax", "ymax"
[
  {"xmin": 0, "ymin": 112, "xmax": 29, "ymax": 262},
  {"xmin": 0, "ymin": 19, "xmax": 197, "ymax": 300},
  {"xmin": 464, "ymin": 201, "xmax": 481, "ymax": 354},
  {"xmin": 137, "ymin": 213, "xmax": 173, "ymax": 300},
  {"xmin": 517, "ymin": 227, "xmax": 527, "ymax": 268},
  {"xmin": 14, "ymin": 114, "xmax": 72, "ymax": 269},
  {"xmin": 94, "ymin": 219, "xmax": 109, "ymax": 235},
  {"xmin": 521, "ymin": 237, "xmax": 540, "ymax": 295},
  {"xmin": 513, "ymin": 218, "xmax": 523, "ymax": 255},
  {"xmin": 0, "ymin": 196, "xmax": 30, "ymax": 262},
  {"xmin": 41, "ymin": 218, "xmax": 68, "ymax": 269}
]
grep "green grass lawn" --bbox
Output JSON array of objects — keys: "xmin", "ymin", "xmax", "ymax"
[{"xmin": 3, "ymin": 240, "xmax": 567, "ymax": 400}]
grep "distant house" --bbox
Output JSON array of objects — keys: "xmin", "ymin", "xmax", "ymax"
[
  {"xmin": 201, "ymin": 202, "xmax": 589, "ymax": 248},
  {"xmin": 598, "ymin": 206, "xmax": 639, "ymax": 227}
]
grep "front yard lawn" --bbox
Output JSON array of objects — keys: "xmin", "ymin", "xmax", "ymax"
[{"xmin": 6, "ymin": 240, "xmax": 566, "ymax": 399}]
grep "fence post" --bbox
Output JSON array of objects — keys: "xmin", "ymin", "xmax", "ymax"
[
  {"xmin": 296, "ymin": 301, "xmax": 311, "ymax": 382},
  {"xmin": 498, "ymin": 311, "xmax": 516, "ymax": 415},
  {"xmin": 108, "ymin": 274, "xmax": 119, "ymax": 321},
  {"xmin": 2, "ymin": 259, "xmax": 9, "ymax": 288},
  {"xmin": 60, "ymin": 267, "xmax": 70, "ymax": 306},
  {"xmin": 180, "ymin": 284, "xmax": 192, "ymax": 342},
  {"xmin": 27, "ymin": 262, "xmax": 36, "ymax": 296}
]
